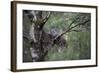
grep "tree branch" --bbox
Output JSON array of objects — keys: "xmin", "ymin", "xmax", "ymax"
[
  {"xmin": 68, "ymin": 17, "xmax": 79, "ymax": 28},
  {"xmin": 40, "ymin": 12, "xmax": 51, "ymax": 29},
  {"xmin": 53, "ymin": 19, "xmax": 90, "ymax": 42},
  {"xmin": 68, "ymin": 19, "xmax": 76, "ymax": 28},
  {"xmin": 43, "ymin": 12, "xmax": 51, "ymax": 23}
]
